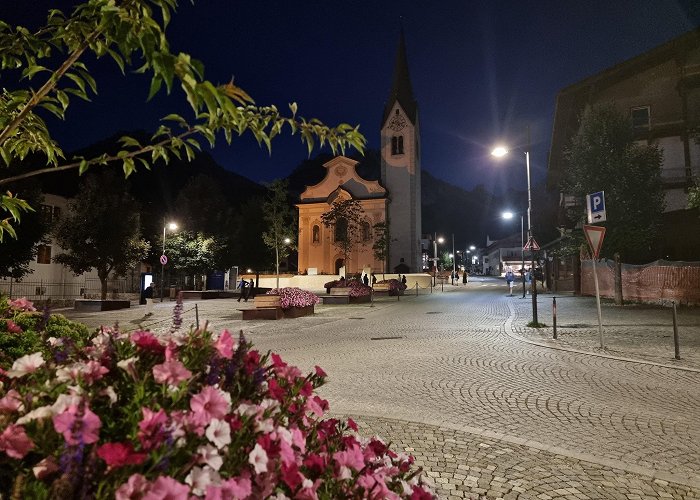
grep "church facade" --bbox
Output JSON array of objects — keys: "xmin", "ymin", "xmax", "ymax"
[{"xmin": 296, "ymin": 32, "xmax": 422, "ymax": 276}]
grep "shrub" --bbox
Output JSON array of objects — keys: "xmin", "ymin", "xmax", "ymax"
[{"xmin": 0, "ymin": 298, "xmax": 433, "ymax": 498}]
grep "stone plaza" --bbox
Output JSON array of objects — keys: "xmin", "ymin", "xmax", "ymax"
[{"xmin": 64, "ymin": 276, "xmax": 700, "ymax": 499}]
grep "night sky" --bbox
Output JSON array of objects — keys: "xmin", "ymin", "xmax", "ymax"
[{"xmin": 3, "ymin": 1, "xmax": 699, "ymax": 195}]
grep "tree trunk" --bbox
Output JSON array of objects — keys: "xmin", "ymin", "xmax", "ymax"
[{"xmin": 100, "ymin": 276, "xmax": 108, "ymax": 300}]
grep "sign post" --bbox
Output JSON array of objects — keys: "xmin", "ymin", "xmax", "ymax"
[{"xmin": 583, "ymin": 224, "xmax": 606, "ymax": 348}]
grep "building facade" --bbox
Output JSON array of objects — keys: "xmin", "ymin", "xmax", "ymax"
[{"xmin": 548, "ymin": 28, "xmax": 700, "ymax": 213}]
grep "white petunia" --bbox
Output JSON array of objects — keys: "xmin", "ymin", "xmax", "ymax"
[{"xmin": 205, "ymin": 419, "xmax": 231, "ymax": 449}]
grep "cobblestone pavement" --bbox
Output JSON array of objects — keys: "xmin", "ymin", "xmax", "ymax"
[{"xmin": 61, "ymin": 278, "xmax": 700, "ymax": 498}]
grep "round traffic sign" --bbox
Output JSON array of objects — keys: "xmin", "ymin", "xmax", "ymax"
[{"xmin": 160, "ymin": 254, "xmax": 168, "ymax": 265}]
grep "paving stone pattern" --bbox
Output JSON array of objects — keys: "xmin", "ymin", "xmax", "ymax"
[{"xmin": 61, "ymin": 277, "xmax": 700, "ymax": 498}]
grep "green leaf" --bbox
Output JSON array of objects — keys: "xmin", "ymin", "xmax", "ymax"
[
  {"xmin": 122, "ymin": 157, "xmax": 136, "ymax": 177},
  {"xmin": 21, "ymin": 65, "xmax": 49, "ymax": 80},
  {"xmin": 39, "ymin": 102, "xmax": 65, "ymax": 119},
  {"xmin": 78, "ymin": 159, "xmax": 89, "ymax": 175},
  {"xmin": 147, "ymin": 76, "xmax": 162, "ymax": 101}
]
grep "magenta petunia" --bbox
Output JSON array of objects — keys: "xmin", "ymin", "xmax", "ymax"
[
  {"xmin": 52, "ymin": 404, "xmax": 101, "ymax": 445},
  {"xmin": 152, "ymin": 359, "xmax": 192, "ymax": 386},
  {"xmin": 190, "ymin": 386, "xmax": 230, "ymax": 425},
  {"xmin": 142, "ymin": 476, "xmax": 189, "ymax": 500},
  {"xmin": 97, "ymin": 442, "xmax": 147, "ymax": 469},
  {"xmin": 214, "ymin": 329, "xmax": 235, "ymax": 358},
  {"xmin": 0, "ymin": 424, "xmax": 34, "ymax": 459}
]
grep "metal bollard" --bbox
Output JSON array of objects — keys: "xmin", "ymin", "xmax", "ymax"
[
  {"xmin": 552, "ymin": 297, "xmax": 557, "ymax": 339},
  {"xmin": 195, "ymin": 303, "xmax": 200, "ymax": 330},
  {"xmin": 672, "ymin": 301, "xmax": 680, "ymax": 360}
]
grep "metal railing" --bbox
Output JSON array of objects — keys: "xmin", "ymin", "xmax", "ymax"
[{"xmin": 0, "ymin": 277, "xmax": 140, "ymax": 301}]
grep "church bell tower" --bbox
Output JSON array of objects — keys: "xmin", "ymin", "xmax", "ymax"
[{"xmin": 380, "ymin": 30, "xmax": 422, "ymax": 272}]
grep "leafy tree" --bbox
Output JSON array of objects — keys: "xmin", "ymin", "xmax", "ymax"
[
  {"xmin": 321, "ymin": 199, "xmax": 366, "ymax": 274},
  {"xmin": 372, "ymin": 220, "xmax": 390, "ymax": 278},
  {"xmin": 53, "ymin": 170, "xmax": 150, "ymax": 299},
  {"xmin": 0, "ymin": 0, "xmax": 366, "ymax": 240},
  {"xmin": 562, "ymin": 104, "xmax": 664, "ymax": 262},
  {"xmin": 0, "ymin": 187, "xmax": 48, "ymax": 278},
  {"xmin": 164, "ymin": 230, "xmax": 220, "ymax": 288},
  {"xmin": 261, "ymin": 180, "xmax": 296, "ymax": 288}
]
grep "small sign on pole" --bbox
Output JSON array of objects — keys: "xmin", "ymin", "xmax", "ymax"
[
  {"xmin": 523, "ymin": 237, "xmax": 540, "ymax": 251},
  {"xmin": 586, "ymin": 191, "xmax": 606, "ymax": 224},
  {"xmin": 160, "ymin": 254, "xmax": 168, "ymax": 266}
]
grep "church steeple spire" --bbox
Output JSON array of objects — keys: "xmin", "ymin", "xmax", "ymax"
[{"xmin": 383, "ymin": 28, "xmax": 418, "ymax": 125}]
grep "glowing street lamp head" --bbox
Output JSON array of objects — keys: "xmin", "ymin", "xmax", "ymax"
[
  {"xmin": 283, "ymin": 237, "xmax": 291, "ymax": 244},
  {"xmin": 167, "ymin": 222, "xmax": 178, "ymax": 231},
  {"xmin": 502, "ymin": 211, "xmax": 514, "ymax": 220},
  {"xmin": 437, "ymin": 237, "xmax": 444, "ymax": 244},
  {"xmin": 491, "ymin": 146, "xmax": 508, "ymax": 158},
  {"xmin": 469, "ymin": 245, "xmax": 476, "ymax": 250}
]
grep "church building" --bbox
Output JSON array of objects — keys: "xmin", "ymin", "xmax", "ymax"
[{"xmin": 296, "ymin": 31, "xmax": 422, "ymax": 276}]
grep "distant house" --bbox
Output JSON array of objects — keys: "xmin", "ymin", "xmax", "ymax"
[
  {"xmin": 481, "ymin": 233, "xmax": 530, "ymax": 276},
  {"xmin": 548, "ymin": 28, "xmax": 700, "ymax": 214}
]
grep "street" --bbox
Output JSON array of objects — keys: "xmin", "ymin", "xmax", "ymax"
[{"xmin": 64, "ymin": 277, "xmax": 700, "ymax": 499}]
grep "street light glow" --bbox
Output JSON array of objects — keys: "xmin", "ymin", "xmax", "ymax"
[
  {"xmin": 469, "ymin": 245, "xmax": 476, "ymax": 250},
  {"xmin": 491, "ymin": 146, "xmax": 508, "ymax": 158},
  {"xmin": 283, "ymin": 237, "xmax": 291, "ymax": 244},
  {"xmin": 167, "ymin": 222, "xmax": 178, "ymax": 231},
  {"xmin": 502, "ymin": 211, "xmax": 514, "ymax": 220},
  {"xmin": 437, "ymin": 237, "xmax": 444, "ymax": 244}
]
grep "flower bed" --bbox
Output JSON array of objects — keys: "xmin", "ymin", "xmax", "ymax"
[
  {"xmin": 0, "ymin": 297, "xmax": 433, "ymax": 498},
  {"xmin": 266, "ymin": 287, "xmax": 320, "ymax": 310},
  {"xmin": 377, "ymin": 279, "xmax": 407, "ymax": 296}
]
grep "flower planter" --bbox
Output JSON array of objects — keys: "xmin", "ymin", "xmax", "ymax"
[
  {"xmin": 282, "ymin": 304, "xmax": 314, "ymax": 318},
  {"xmin": 254, "ymin": 295, "xmax": 281, "ymax": 308}
]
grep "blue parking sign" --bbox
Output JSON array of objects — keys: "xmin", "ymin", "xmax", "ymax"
[{"xmin": 587, "ymin": 191, "xmax": 606, "ymax": 223}]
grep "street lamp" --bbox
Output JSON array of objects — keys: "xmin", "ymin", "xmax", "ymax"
[
  {"xmin": 432, "ymin": 235, "xmax": 444, "ymax": 285},
  {"xmin": 275, "ymin": 237, "xmax": 292, "ymax": 289},
  {"xmin": 161, "ymin": 221, "xmax": 178, "ymax": 302},
  {"xmin": 492, "ymin": 143, "xmax": 538, "ymax": 324},
  {"xmin": 502, "ymin": 211, "xmax": 526, "ymax": 298}
]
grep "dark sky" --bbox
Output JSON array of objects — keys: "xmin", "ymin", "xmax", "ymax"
[{"xmin": 4, "ymin": 1, "xmax": 699, "ymax": 194}]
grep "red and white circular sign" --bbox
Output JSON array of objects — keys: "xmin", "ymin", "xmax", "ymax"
[{"xmin": 160, "ymin": 254, "xmax": 168, "ymax": 265}]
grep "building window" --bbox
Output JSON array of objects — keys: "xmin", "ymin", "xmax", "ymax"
[
  {"xmin": 40, "ymin": 204, "xmax": 61, "ymax": 225},
  {"xmin": 391, "ymin": 136, "xmax": 404, "ymax": 155},
  {"xmin": 312, "ymin": 225, "xmax": 320, "ymax": 243},
  {"xmin": 361, "ymin": 221, "xmax": 371, "ymax": 241},
  {"xmin": 334, "ymin": 218, "xmax": 348, "ymax": 242},
  {"xmin": 631, "ymin": 106, "xmax": 650, "ymax": 130},
  {"xmin": 37, "ymin": 244, "xmax": 52, "ymax": 264}
]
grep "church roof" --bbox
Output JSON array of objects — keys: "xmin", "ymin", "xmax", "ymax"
[
  {"xmin": 382, "ymin": 29, "xmax": 418, "ymax": 126},
  {"xmin": 298, "ymin": 156, "xmax": 387, "ymax": 203}
]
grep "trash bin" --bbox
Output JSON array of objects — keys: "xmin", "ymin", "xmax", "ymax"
[{"xmin": 169, "ymin": 286, "xmax": 176, "ymax": 300}]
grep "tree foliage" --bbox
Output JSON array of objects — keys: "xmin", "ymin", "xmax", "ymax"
[
  {"xmin": 0, "ymin": 187, "xmax": 48, "ymax": 278},
  {"xmin": 372, "ymin": 220, "xmax": 390, "ymax": 275},
  {"xmin": 0, "ymin": 0, "xmax": 366, "ymax": 241},
  {"xmin": 262, "ymin": 180, "xmax": 296, "ymax": 281},
  {"xmin": 320, "ymin": 198, "xmax": 366, "ymax": 273},
  {"xmin": 164, "ymin": 230, "xmax": 220, "ymax": 278},
  {"xmin": 562, "ymin": 104, "xmax": 665, "ymax": 262},
  {"xmin": 53, "ymin": 170, "xmax": 150, "ymax": 299}
]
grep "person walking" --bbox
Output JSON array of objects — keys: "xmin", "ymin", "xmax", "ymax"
[
  {"xmin": 363, "ymin": 274, "xmax": 369, "ymax": 286},
  {"xmin": 143, "ymin": 282, "xmax": 155, "ymax": 316},
  {"xmin": 462, "ymin": 271, "xmax": 468, "ymax": 286},
  {"xmin": 525, "ymin": 268, "xmax": 532, "ymax": 295},
  {"xmin": 237, "ymin": 279, "xmax": 247, "ymax": 302},
  {"xmin": 371, "ymin": 273, "xmax": 377, "ymax": 286},
  {"xmin": 247, "ymin": 279, "xmax": 256, "ymax": 300},
  {"xmin": 505, "ymin": 268, "xmax": 515, "ymax": 296}
]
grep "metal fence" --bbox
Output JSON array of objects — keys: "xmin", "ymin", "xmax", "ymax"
[
  {"xmin": 0, "ymin": 277, "xmax": 141, "ymax": 303},
  {"xmin": 581, "ymin": 259, "xmax": 700, "ymax": 305}
]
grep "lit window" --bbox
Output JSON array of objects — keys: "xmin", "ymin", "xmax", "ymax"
[
  {"xmin": 37, "ymin": 245, "xmax": 51, "ymax": 264},
  {"xmin": 631, "ymin": 106, "xmax": 650, "ymax": 129}
]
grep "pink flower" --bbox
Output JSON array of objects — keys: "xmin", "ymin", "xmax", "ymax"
[
  {"xmin": 115, "ymin": 474, "xmax": 149, "ymax": 500},
  {"xmin": 7, "ymin": 297, "xmax": 36, "ymax": 312},
  {"xmin": 306, "ymin": 396, "xmax": 328, "ymax": 417},
  {"xmin": 190, "ymin": 386, "xmax": 231, "ymax": 425},
  {"xmin": 0, "ymin": 424, "xmax": 34, "ymax": 459},
  {"xmin": 52, "ymin": 404, "xmax": 101, "ymax": 445},
  {"xmin": 130, "ymin": 331, "xmax": 165, "ymax": 353},
  {"xmin": 314, "ymin": 365, "xmax": 327, "ymax": 377},
  {"xmin": 5, "ymin": 320, "xmax": 22, "ymax": 333},
  {"xmin": 248, "ymin": 442, "xmax": 269, "ymax": 474},
  {"xmin": 214, "ymin": 330, "xmax": 235, "ymax": 358},
  {"xmin": 32, "ymin": 456, "xmax": 59, "ymax": 480},
  {"xmin": 206, "ymin": 476, "xmax": 252, "ymax": 500},
  {"xmin": 143, "ymin": 476, "xmax": 190, "ymax": 500},
  {"xmin": 198, "ymin": 444, "xmax": 223, "ymax": 471},
  {"xmin": 152, "ymin": 359, "xmax": 192, "ymax": 386},
  {"xmin": 97, "ymin": 442, "xmax": 147, "ymax": 469},
  {"xmin": 138, "ymin": 407, "xmax": 168, "ymax": 450},
  {"xmin": 7, "ymin": 352, "xmax": 44, "ymax": 378},
  {"xmin": 0, "ymin": 389, "xmax": 24, "ymax": 413},
  {"xmin": 334, "ymin": 442, "xmax": 365, "ymax": 471},
  {"xmin": 186, "ymin": 466, "xmax": 220, "ymax": 496}
]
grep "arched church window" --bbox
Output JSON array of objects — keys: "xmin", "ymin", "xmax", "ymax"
[
  {"xmin": 334, "ymin": 218, "xmax": 348, "ymax": 242},
  {"xmin": 391, "ymin": 136, "xmax": 404, "ymax": 155},
  {"xmin": 361, "ymin": 221, "xmax": 371, "ymax": 241},
  {"xmin": 312, "ymin": 225, "xmax": 320, "ymax": 243}
]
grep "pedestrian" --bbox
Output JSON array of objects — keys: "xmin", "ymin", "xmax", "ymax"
[
  {"xmin": 505, "ymin": 268, "xmax": 515, "ymax": 296},
  {"xmin": 454, "ymin": 271, "xmax": 459, "ymax": 285},
  {"xmin": 462, "ymin": 270, "xmax": 468, "ymax": 285},
  {"xmin": 401, "ymin": 274, "xmax": 407, "ymax": 286},
  {"xmin": 143, "ymin": 282, "xmax": 154, "ymax": 316},
  {"xmin": 371, "ymin": 273, "xmax": 377, "ymax": 286},
  {"xmin": 525, "ymin": 268, "xmax": 532, "ymax": 294},
  {"xmin": 363, "ymin": 274, "xmax": 369, "ymax": 286},
  {"xmin": 237, "ymin": 279, "xmax": 247, "ymax": 302},
  {"xmin": 247, "ymin": 279, "xmax": 255, "ymax": 300}
]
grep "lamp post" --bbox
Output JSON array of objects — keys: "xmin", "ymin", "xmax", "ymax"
[
  {"xmin": 161, "ymin": 221, "xmax": 178, "ymax": 302},
  {"xmin": 492, "ymin": 144, "xmax": 538, "ymax": 324},
  {"xmin": 432, "ymin": 234, "xmax": 444, "ymax": 285},
  {"xmin": 275, "ymin": 237, "xmax": 291, "ymax": 289},
  {"xmin": 451, "ymin": 234, "xmax": 456, "ymax": 284},
  {"xmin": 502, "ymin": 211, "xmax": 526, "ymax": 298}
]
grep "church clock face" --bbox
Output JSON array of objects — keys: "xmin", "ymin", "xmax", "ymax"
[{"xmin": 388, "ymin": 112, "xmax": 407, "ymax": 131}]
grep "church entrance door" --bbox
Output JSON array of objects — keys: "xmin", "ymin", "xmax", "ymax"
[{"xmin": 335, "ymin": 259, "xmax": 344, "ymax": 275}]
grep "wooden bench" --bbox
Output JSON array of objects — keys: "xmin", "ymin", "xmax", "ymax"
[
  {"xmin": 372, "ymin": 283, "xmax": 391, "ymax": 295},
  {"xmin": 240, "ymin": 295, "xmax": 284, "ymax": 320},
  {"xmin": 323, "ymin": 287, "xmax": 350, "ymax": 304}
]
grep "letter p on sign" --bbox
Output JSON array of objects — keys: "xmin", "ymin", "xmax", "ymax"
[{"xmin": 587, "ymin": 191, "xmax": 606, "ymax": 224}]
